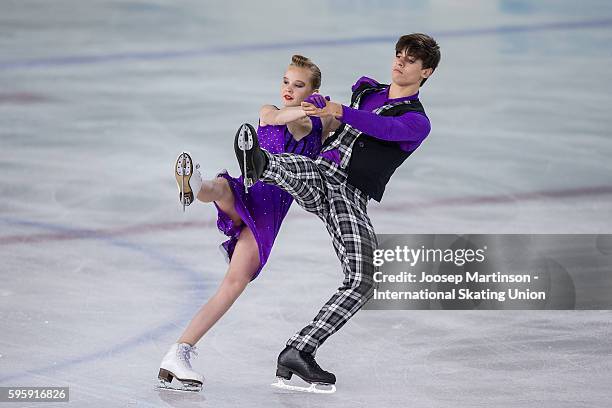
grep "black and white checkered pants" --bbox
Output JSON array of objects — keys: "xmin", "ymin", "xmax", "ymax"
[{"xmin": 261, "ymin": 150, "xmax": 378, "ymax": 354}]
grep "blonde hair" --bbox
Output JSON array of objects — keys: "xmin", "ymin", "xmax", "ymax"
[{"xmin": 289, "ymin": 54, "xmax": 322, "ymax": 90}]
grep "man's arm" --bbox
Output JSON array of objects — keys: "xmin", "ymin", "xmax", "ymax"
[
  {"xmin": 302, "ymin": 101, "xmax": 430, "ymax": 143},
  {"xmin": 339, "ymin": 105, "xmax": 430, "ymax": 143}
]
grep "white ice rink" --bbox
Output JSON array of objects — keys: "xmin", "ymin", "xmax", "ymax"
[{"xmin": 1, "ymin": 1, "xmax": 612, "ymax": 406}]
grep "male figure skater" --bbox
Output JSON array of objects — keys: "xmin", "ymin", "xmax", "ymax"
[{"xmin": 235, "ymin": 33, "xmax": 440, "ymax": 391}]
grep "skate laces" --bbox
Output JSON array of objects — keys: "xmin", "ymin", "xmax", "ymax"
[{"xmin": 177, "ymin": 344, "xmax": 198, "ymax": 366}]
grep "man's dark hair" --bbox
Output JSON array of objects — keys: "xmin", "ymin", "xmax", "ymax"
[{"xmin": 395, "ymin": 33, "xmax": 441, "ymax": 86}]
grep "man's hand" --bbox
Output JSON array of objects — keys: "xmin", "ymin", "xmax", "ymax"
[
  {"xmin": 303, "ymin": 94, "xmax": 330, "ymax": 108},
  {"xmin": 301, "ymin": 100, "xmax": 343, "ymax": 119}
]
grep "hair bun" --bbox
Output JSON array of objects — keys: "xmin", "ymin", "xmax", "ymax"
[
  {"xmin": 291, "ymin": 55, "xmax": 310, "ymax": 65},
  {"xmin": 289, "ymin": 55, "xmax": 322, "ymax": 89}
]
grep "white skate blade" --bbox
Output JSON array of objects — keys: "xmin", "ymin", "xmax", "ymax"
[
  {"xmin": 157, "ymin": 379, "xmax": 202, "ymax": 393},
  {"xmin": 271, "ymin": 377, "xmax": 336, "ymax": 394}
]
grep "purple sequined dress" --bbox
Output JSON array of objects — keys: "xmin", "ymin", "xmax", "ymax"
[{"xmin": 214, "ymin": 117, "xmax": 322, "ymax": 280}]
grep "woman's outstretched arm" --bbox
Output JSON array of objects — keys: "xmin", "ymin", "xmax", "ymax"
[
  {"xmin": 259, "ymin": 104, "xmax": 306, "ymax": 126},
  {"xmin": 320, "ymin": 116, "xmax": 341, "ymax": 142}
]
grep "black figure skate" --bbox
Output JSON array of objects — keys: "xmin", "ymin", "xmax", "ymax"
[
  {"xmin": 234, "ymin": 123, "xmax": 267, "ymax": 193},
  {"xmin": 271, "ymin": 346, "xmax": 336, "ymax": 394}
]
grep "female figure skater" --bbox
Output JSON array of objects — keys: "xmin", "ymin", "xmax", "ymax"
[{"xmin": 158, "ymin": 55, "xmax": 333, "ymax": 391}]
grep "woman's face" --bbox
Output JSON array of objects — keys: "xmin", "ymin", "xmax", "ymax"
[{"xmin": 280, "ymin": 66, "xmax": 315, "ymax": 107}]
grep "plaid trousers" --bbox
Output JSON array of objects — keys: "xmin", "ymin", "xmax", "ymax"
[{"xmin": 261, "ymin": 151, "xmax": 378, "ymax": 354}]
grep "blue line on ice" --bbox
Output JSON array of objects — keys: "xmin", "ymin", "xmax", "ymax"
[
  {"xmin": 0, "ymin": 216, "xmax": 210, "ymax": 383},
  {"xmin": 0, "ymin": 18, "xmax": 611, "ymax": 71}
]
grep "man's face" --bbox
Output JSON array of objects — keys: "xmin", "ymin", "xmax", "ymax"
[{"xmin": 391, "ymin": 49, "xmax": 432, "ymax": 87}]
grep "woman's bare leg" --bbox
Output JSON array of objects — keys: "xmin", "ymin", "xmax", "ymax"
[
  {"xmin": 197, "ymin": 176, "xmax": 242, "ymax": 225},
  {"xmin": 177, "ymin": 225, "xmax": 260, "ymax": 346}
]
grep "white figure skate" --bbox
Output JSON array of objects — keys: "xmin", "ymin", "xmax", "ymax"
[
  {"xmin": 157, "ymin": 343, "xmax": 204, "ymax": 392},
  {"xmin": 175, "ymin": 151, "xmax": 202, "ymax": 212}
]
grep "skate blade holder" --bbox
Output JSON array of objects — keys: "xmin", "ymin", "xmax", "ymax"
[
  {"xmin": 237, "ymin": 126, "xmax": 254, "ymax": 193},
  {"xmin": 178, "ymin": 152, "xmax": 190, "ymax": 212},
  {"xmin": 157, "ymin": 369, "xmax": 203, "ymax": 393},
  {"xmin": 177, "ymin": 153, "xmax": 199, "ymax": 212},
  {"xmin": 271, "ymin": 377, "xmax": 336, "ymax": 394}
]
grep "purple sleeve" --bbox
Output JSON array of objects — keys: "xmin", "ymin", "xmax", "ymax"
[
  {"xmin": 341, "ymin": 105, "xmax": 431, "ymax": 145},
  {"xmin": 351, "ymin": 76, "xmax": 379, "ymax": 92}
]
